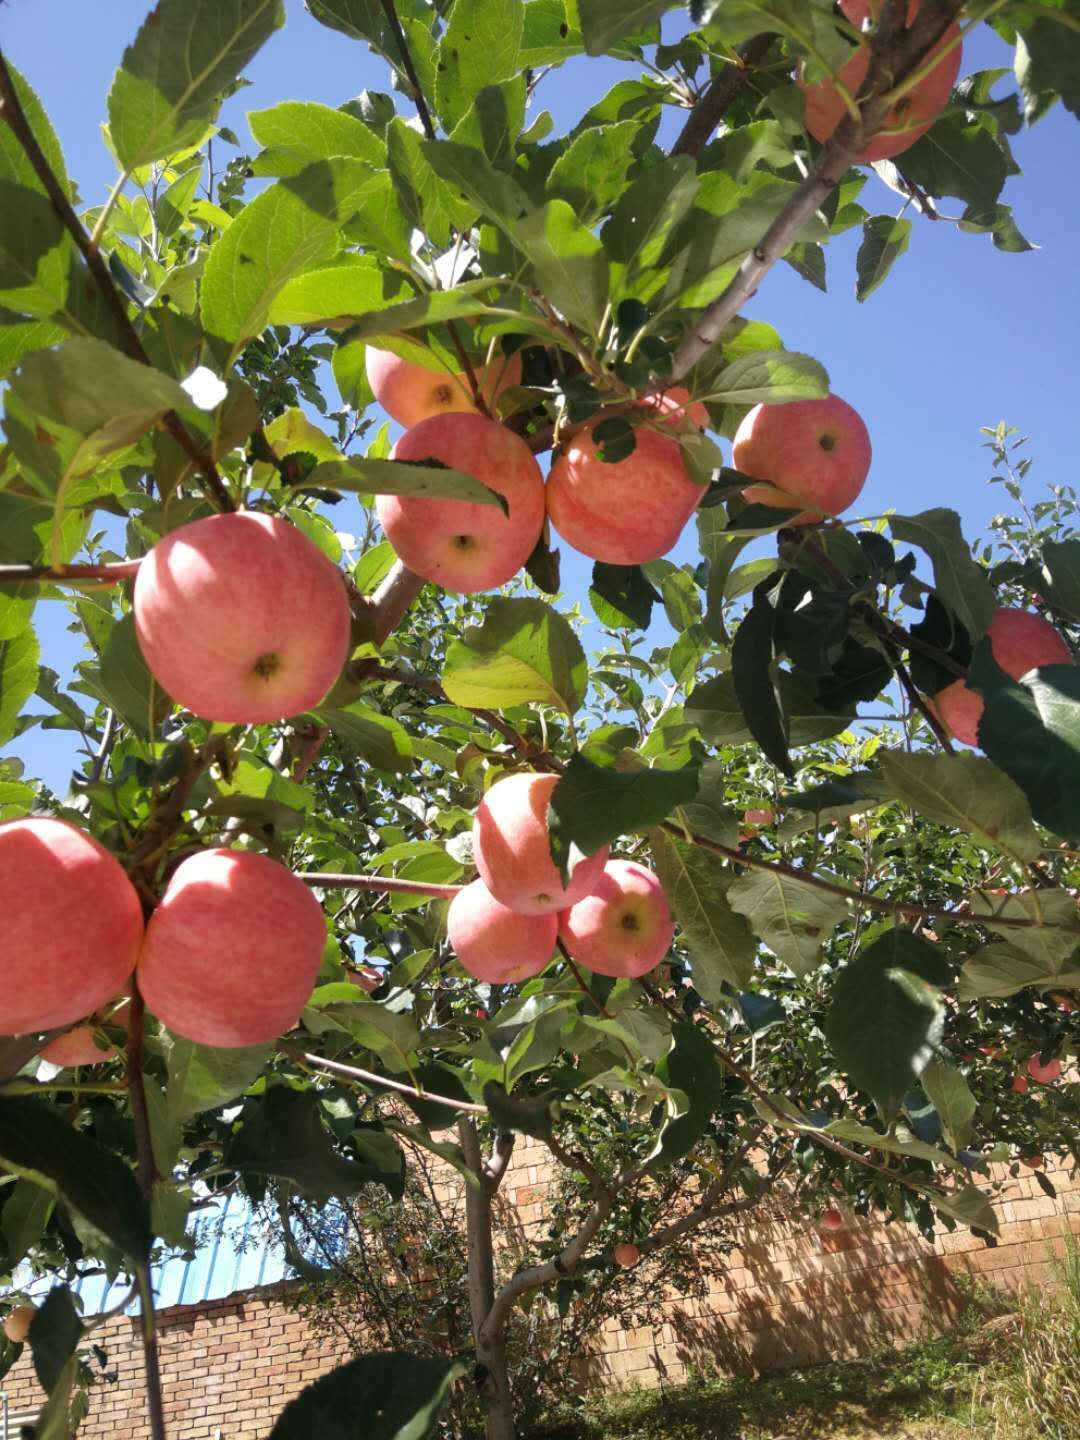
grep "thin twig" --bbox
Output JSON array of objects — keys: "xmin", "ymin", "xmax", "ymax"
[
  {"xmin": 377, "ymin": 0, "xmax": 436, "ymax": 140},
  {"xmin": 671, "ymin": 34, "xmax": 776, "ymax": 157},
  {"xmin": 290, "ymin": 1049, "xmax": 487, "ymax": 1114},
  {"xmin": 298, "ymin": 872, "xmax": 462, "ymax": 898}
]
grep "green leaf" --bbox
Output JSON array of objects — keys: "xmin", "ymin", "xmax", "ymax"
[
  {"xmin": 547, "ymin": 120, "xmax": 642, "ymax": 222},
  {"xmin": 28, "ymin": 1286, "xmax": 82, "ymax": 1397},
  {"xmin": 966, "ymin": 887, "xmax": 1079, "ymax": 972},
  {"xmin": 932, "ymin": 1184, "xmax": 999, "ymax": 1236},
  {"xmin": 266, "ymin": 260, "xmax": 392, "ymax": 326},
  {"xmin": 318, "ymin": 703, "xmax": 414, "ymax": 772},
  {"xmin": 2, "ymin": 1179, "xmax": 55, "ymax": 1269},
  {"xmin": 442, "ymin": 597, "xmax": 587, "ymax": 717},
  {"xmin": 422, "ymin": 139, "xmax": 531, "ymax": 233},
  {"xmin": 108, "ymin": 0, "xmax": 285, "ymax": 171},
  {"xmin": 652, "ymin": 1021, "xmax": 724, "ymax": 1165},
  {"xmin": 308, "ymin": 455, "xmax": 508, "ymax": 511},
  {"xmin": 249, "ymin": 99, "xmax": 384, "ymax": 175},
  {"xmin": 230, "ymin": 1088, "xmax": 378, "ymax": 1201},
  {"xmin": 435, "ymin": 0, "xmax": 524, "ymax": 132},
  {"xmin": 686, "ymin": 669, "xmax": 853, "ymax": 748},
  {"xmin": 727, "ymin": 869, "xmax": 847, "ymax": 978},
  {"xmin": 99, "ymin": 613, "xmax": 166, "ymax": 738},
  {"xmin": 825, "ymin": 928, "xmax": 950, "ymax": 1118},
  {"xmin": 201, "ymin": 159, "xmax": 380, "ymax": 354},
  {"xmin": 879, "ymin": 751, "xmax": 1042, "ymax": 866},
  {"xmin": 890, "ymin": 509, "xmax": 996, "ymax": 639},
  {"xmin": 0, "ymin": 313, "xmax": 66, "ymax": 382},
  {"xmin": 1014, "ymin": 15, "xmax": 1080, "ymax": 122},
  {"xmin": 0, "ymin": 624, "xmax": 39, "ymax": 747},
  {"xmin": 589, "ymin": 562, "xmax": 661, "ymax": 631},
  {"xmin": 855, "ymin": 215, "xmax": 912, "ymax": 301},
  {"xmin": 165, "ymin": 1037, "xmax": 271, "ymax": 1122},
  {"xmin": 701, "ymin": 351, "xmax": 829, "ymax": 407},
  {"xmin": 898, "ymin": 112, "xmax": 1009, "ymax": 210},
  {"xmin": 34, "ymin": 1353, "xmax": 80, "ymax": 1440},
  {"xmin": 0, "ymin": 64, "xmax": 75, "ymax": 318},
  {"xmin": 651, "ymin": 829, "xmax": 756, "ymax": 995},
  {"xmin": 1042, "ymin": 539, "xmax": 1080, "ymax": 622},
  {"xmin": 269, "ymin": 1352, "xmax": 464, "ymax": 1440},
  {"xmin": 732, "ymin": 592, "xmax": 792, "ymax": 778},
  {"xmin": 602, "ymin": 154, "xmax": 699, "ymax": 285},
  {"xmin": 920, "ymin": 1060, "xmax": 976, "ymax": 1154},
  {"xmin": 958, "ymin": 943, "xmax": 1080, "ymax": 1000},
  {"xmin": 578, "ymin": 0, "xmax": 667, "ymax": 55},
  {"xmin": 483, "ymin": 1080, "xmax": 556, "ymax": 1140},
  {"xmin": 968, "ymin": 649, "xmax": 1080, "ymax": 843},
  {"xmin": 514, "ymin": 200, "xmax": 610, "ymax": 338},
  {"xmin": 549, "ymin": 753, "xmax": 699, "ymax": 860},
  {"xmin": 0, "ymin": 1096, "xmax": 150, "ymax": 1260}
]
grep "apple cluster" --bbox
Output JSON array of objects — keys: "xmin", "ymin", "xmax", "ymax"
[{"xmin": 447, "ymin": 772, "xmax": 675, "ymax": 985}]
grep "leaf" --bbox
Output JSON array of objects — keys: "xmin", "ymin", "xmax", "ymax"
[
  {"xmin": 28, "ymin": 1286, "xmax": 82, "ymax": 1396},
  {"xmin": 269, "ymin": 1352, "xmax": 464, "ymax": 1440},
  {"xmin": 267, "ymin": 260, "xmax": 392, "ymax": 326},
  {"xmin": 701, "ymin": 351, "xmax": 829, "ymax": 406},
  {"xmin": 34, "ymin": 1353, "xmax": 80, "ymax": 1440},
  {"xmin": 201, "ymin": 159, "xmax": 380, "ymax": 353},
  {"xmin": 165, "ymin": 1037, "xmax": 271, "ymax": 1122},
  {"xmin": 230, "ymin": 1088, "xmax": 378, "ymax": 1201},
  {"xmin": 880, "ymin": 751, "xmax": 1042, "ymax": 866},
  {"xmin": 442, "ymin": 597, "xmax": 587, "ymax": 717},
  {"xmin": 958, "ymin": 944, "xmax": 1080, "ymax": 1001},
  {"xmin": 602, "ymin": 154, "xmax": 699, "ymax": 283},
  {"xmin": 686, "ymin": 669, "xmax": 853, "ymax": 748},
  {"xmin": 651, "ymin": 829, "xmax": 756, "ymax": 995},
  {"xmin": 514, "ymin": 200, "xmax": 610, "ymax": 338},
  {"xmin": 855, "ymin": 215, "xmax": 912, "ymax": 301},
  {"xmin": 0, "ymin": 1096, "xmax": 149, "ymax": 1260},
  {"xmin": 2, "ymin": 1178, "xmax": 55, "ymax": 1268},
  {"xmin": 589, "ymin": 563, "xmax": 660, "ymax": 631},
  {"xmin": 728, "ymin": 869, "xmax": 847, "ymax": 979},
  {"xmin": 308, "ymin": 455, "xmax": 507, "ymax": 511},
  {"xmin": 99, "ymin": 613, "xmax": 166, "ymax": 738},
  {"xmin": 732, "ymin": 592, "xmax": 792, "ymax": 778},
  {"xmin": 422, "ymin": 139, "xmax": 531, "ymax": 233},
  {"xmin": 549, "ymin": 753, "xmax": 699, "ymax": 862},
  {"xmin": 932, "ymin": 1184, "xmax": 999, "ymax": 1236},
  {"xmin": 483, "ymin": 1081, "xmax": 556, "ymax": 1140},
  {"xmin": 1042, "ymin": 539, "xmax": 1080, "ymax": 622},
  {"xmin": 547, "ymin": 120, "xmax": 642, "ymax": 221},
  {"xmin": 578, "ymin": 0, "xmax": 667, "ymax": 55},
  {"xmin": 318, "ymin": 704, "xmax": 413, "ymax": 772},
  {"xmin": 0, "ymin": 624, "xmax": 39, "ymax": 747},
  {"xmin": 249, "ymin": 99, "xmax": 385, "ymax": 174},
  {"xmin": 968, "ymin": 652, "xmax": 1080, "ymax": 843},
  {"xmin": 920, "ymin": 1060, "xmax": 976, "ymax": 1154},
  {"xmin": 108, "ymin": 0, "xmax": 285, "ymax": 171},
  {"xmin": 966, "ymin": 887, "xmax": 1078, "ymax": 972},
  {"xmin": 652, "ymin": 1021, "xmax": 724, "ymax": 1165},
  {"xmin": 890, "ymin": 508, "xmax": 996, "ymax": 639},
  {"xmin": 435, "ymin": 0, "xmax": 524, "ymax": 133},
  {"xmin": 825, "ymin": 928, "xmax": 950, "ymax": 1118},
  {"xmin": 898, "ymin": 112, "xmax": 1009, "ymax": 210}
]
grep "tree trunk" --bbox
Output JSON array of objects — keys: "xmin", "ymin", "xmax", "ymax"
[{"xmin": 458, "ymin": 1119, "xmax": 516, "ymax": 1440}]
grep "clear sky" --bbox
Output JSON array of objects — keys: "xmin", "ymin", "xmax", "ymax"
[{"xmin": 3, "ymin": 0, "xmax": 1079, "ymax": 793}]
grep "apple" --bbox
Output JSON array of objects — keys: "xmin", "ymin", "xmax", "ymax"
[
  {"xmin": 932, "ymin": 608, "xmax": 1072, "ymax": 746},
  {"xmin": 546, "ymin": 420, "xmax": 704, "ymax": 565},
  {"xmin": 732, "ymin": 393, "xmax": 871, "ymax": 524},
  {"xmin": 39, "ymin": 1026, "xmax": 117, "ymax": 1068},
  {"xmin": 820, "ymin": 1207, "xmax": 845, "ymax": 1232},
  {"xmin": 743, "ymin": 808, "xmax": 775, "ymax": 827},
  {"xmin": 558, "ymin": 860, "xmax": 675, "ymax": 979},
  {"xmin": 366, "ymin": 346, "xmax": 523, "ymax": 429},
  {"xmin": 0, "ymin": 817, "xmax": 143, "ymax": 1037},
  {"xmin": 137, "ymin": 848, "xmax": 326, "ymax": 1047},
  {"xmin": 134, "ymin": 512, "xmax": 351, "ymax": 725},
  {"xmin": 3, "ymin": 1305, "xmax": 35, "ymax": 1344},
  {"xmin": 473, "ymin": 772, "xmax": 609, "ymax": 916},
  {"xmin": 447, "ymin": 880, "xmax": 557, "ymax": 983},
  {"xmin": 1020, "ymin": 1154, "xmax": 1044, "ymax": 1170},
  {"xmin": 613, "ymin": 1242, "xmax": 641, "ymax": 1268},
  {"xmin": 379, "ymin": 413, "xmax": 545, "ymax": 593},
  {"xmin": 642, "ymin": 386, "xmax": 710, "ymax": 431},
  {"xmin": 1011, "ymin": 1074, "xmax": 1029, "ymax": 1095},
  {"xmin": 798, "ymin": 0, "xmax": 962, "ymax": 163},
  {"xmin": 346, "ymin": 966, "xmax": 383, "ymax": 994},
  {"xmin": 1027, "ymin": 1054, "xmax": 1062, "ymax": 1084}
]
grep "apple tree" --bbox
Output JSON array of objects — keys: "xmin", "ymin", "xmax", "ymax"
[{"xmin": 0, "ymin": 3, "xmax": 1078, "ymax": 1438}]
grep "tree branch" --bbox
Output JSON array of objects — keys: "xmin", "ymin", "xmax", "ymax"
[
  {"xmin": 671, "ymin": 34, "xmax": 776, "ymax": 158},
  {"xmin": 483, "ymin": 1130, "xmax": 517, "ymax": 1194},
  {"xmin": 378, "ymin": 0, "xmax": 436, "ymax": 140},
  {"xmin": 289, "ymin": 1049, "xmax": 487, "ymax": 1115},
  {"xmin": 298, "ymin": 872, "xmax": 462, "ymax": 898},
  {"xmin": 0, "ymin": 560, "xmax": 142, "ymax": 586},
  {"xmin": 353, "ymin": 560, "xmax": 426, "ymax": 645}
]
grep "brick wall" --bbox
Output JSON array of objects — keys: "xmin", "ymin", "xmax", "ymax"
[{"xmin": 2, "ymin": 1152, "xmax": 1076, "ymax": 1434}]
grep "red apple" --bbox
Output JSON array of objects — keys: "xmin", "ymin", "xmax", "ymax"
[
  {"xmin": 798, "ymin": 0, "xmax": 962, "ymax": 163},
  {"xmin": 134, "ymin": 513, "xmax": 351, "ymax": 724},
  {"xmin": 546, "ymin": 421, "xmax": 704, "ymax": 564},
  {"xmin": 743, "ymin": 808, "xmax": 775, "ymax": 827},
  {"xmin": 732, "ymin": 393, "xmax": 871, "ymax": 524},
  {"xmin": 0, "ymin": 817, "xmax": 143, "ymax": 1036},
  {"xmin": 346, "ymin": 966, "xmax": 382, "ymax": 994},
  {"xmin": 3, "ymin": 1305, "xmax": 35, "ymax": 1344},
  {"xmin": 447, "ymin": 880, "xmax": 556, "ymax": 983},
  {"xmin": 613, "ymin": 1242, "xmax": 641, "ymax": 1268},
  {"xmin": 1020, "ymin": 1154, "xmax": 1044, "ymax": 1170},
  {"xmin": 642, "ymin": 386, "xmax": 710, "ymax": 431},
  {"xmin": 558, "ymin": 860, "xmax": 675, "ymax": 979},
  {"xmin": 1026, "ymin": 1055, "xmax": 1062, "ymax": 1084},
  {"xmin": 366, "ymin": 347, "xmax": 523, "ymax": 429},
  {"xmin": 137, "ymin": 849, "xmax": 326, "ymax": 1047},
  {"xmin": 932, "ymin": 608, "xmax": 1072, "ymax": 746},
  {"xmin": 473, "ymin": 772, "xmax": 609, "ymax": 917},
  {"xmin": 820, "ymin": 1207, "xmax": 845, "ymax": 1232},
  {"xmin": 39, "ymin": 1025, "xmax": 117, "ymax": 1068},
  {"xmin": 379, "ymin": 413, "xmax": 545, "ymax": 593},
  {"xmin": 1011, "ymin": 1074, "xmax": 1029, "ymax": 1095}
]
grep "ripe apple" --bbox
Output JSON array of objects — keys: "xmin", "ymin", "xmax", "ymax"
[
  {"xmin": 932, "ymin": 608, "xmax": 1072, "ymax": 746},
  {"xmin": 346, "ymin": 966, "xmax": 383, "ymax": 994},
  {"xmin": 1026, "ymin": 1054, "xmax": 1062, "ymax": 1084},
  {"xmin": 366, "ymin": 347, "xmax": 523, "ymax": 429},
  {"xmin": 732, "ymin": 393, "xmax": 871, "ymax": 524},
  {"xmin": 137, "ymin": 849, "xmax": 326, "ymax": 1047},
  {"xmin": 0, "ymin": 817, "xmax": 143, "ymax": 1036},
  {"xmin": 1011, "ymin": 1074, "xmax": 1029, "ymax": 1095},
  {"xmin": 798, "ymin": 0, "xmax": 962, "ymax": 163},
  {"xmin": 546, "ymin": 421, "xmax": 704, "ymax": 565},
  {"xmin": 1020, "ymin": 1154, "xmax": 1044, "ymax": 1170},
  {"xmin": 473, "ymin": 772, "xmax": 609, "ymax": 916},
  {"xmin": 743, "ymin": 808, "xmax": 775, "ymax": 827},
  {"xmin": 447, "ymin": 880, "xmax": 557, "ymax": 983},
  {"xmin": 379, "ymin": 413, "xmax": 545, "ymax": 593},
  {"xmin": 613, "ymin": 1242, "xmax": 641, "ymax": 1268},
  {"xmin": 134, "ymin": 512, "xmax": 351, "ymax": 724},
  {"xmin": 642, "ymin": 386, "xmax": 710, "ymax": 431},
  {"xmin": 3, "ymin": 1305, "xmax": 35, "ymax": 1344},
  {"xmin": 820, "ymin": 1208, "xmax": 845, "ymax": 1232},
  {"xmin": 558, "ymin": 860, "xmax": 675, "ymax": 979},
  {"xmin": 39, "ymin": 1026, "xmax": 117, "ymax": 1068}
]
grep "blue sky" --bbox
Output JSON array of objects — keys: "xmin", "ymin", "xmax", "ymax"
[{"xmin": 3, "ymin": 0, "xmax": 1079, "ymax": 792}]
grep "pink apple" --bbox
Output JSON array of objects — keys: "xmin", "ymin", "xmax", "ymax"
[
  {"xmin": 1011, "ymin": 1074, "xmax": 1029, "ymax": 1095},
  {"xmin": 346, "ymin": 966, "xmax": 383, "ymax": 994},
  {"xmin": 1026, "ymin": 1055, "xmax": 1062, "ymax": 1084},
  {"xmin": 932, "ymin": 608, "xmax": 1072, "ymax": 746},
  {"xmin": 558, "ymin": 860, "xmax": 674, "ymax": 979},
  {"xmin": 820, "ymin": 1208, "xmax": 845, "ymax": 1232},
  {"xmin": 379, "ymin": 413, "xmax": 545, "ymax": 593},
  {"xmin": 39, "ymin": 1026, "xmax": 117, "ymax": 1068},
  {"xmin": 546, "ymin": 420, "xmax": 704, "ymax": 565},
  {"xmin": 366, "ymin": 347, "xmax": 523, "ymax": 429},
  {"xmin": 643, "ymin": 386, "xmax": 710, "ymax": 431},
  {"xmin": 0, "ymin": 817, "xmax": 143, "ymax": 1036},
  {"xmin": 473, "ymin": 772, "xmax": 609, "ymax": 916},
  {"xmin": 613, "ymin": 1242, "xmax": 641, "ymax": 1268},
  {"xmin": 799, "ymin": 0, "xmax": 962, "ymax": 163},
  {"xmin": 743, "ymin": 808, "xmax": 775, "ymax": 827},
  {"xmin": 3, "ymin": 1306, "xmax": 35, "ymax": 1344},
  {"xmin": 137, "ymin": 849, "xmax": 326, "ymax": 1047},
  {"xmin": 732, "ymin": 393, "xmax": 871, "ymax": 524},
  {"xmin": 447, "ymin": 880, "xmax": 556, "ymax": 983},
  {"xmin": 134, "ymin": 513, "xmax": 351, "ymax": 724}
]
